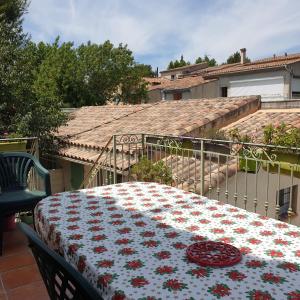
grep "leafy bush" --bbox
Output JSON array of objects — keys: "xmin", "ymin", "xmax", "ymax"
[
  {"xmin": 131, "ymin": 157, "xmax": 173, "ymax": 185},
  {"xmin": 263, "ymin": 123, "xmax": 300, "ymax": 148}
]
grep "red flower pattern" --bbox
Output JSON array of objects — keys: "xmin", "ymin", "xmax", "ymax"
[
  {"xmin": 130, "ymin": 277, "xmax": 149, "ymax": 288},
  {"xmin": 226, "ymin": 270, "xmax": 246, "ymax": 281}
]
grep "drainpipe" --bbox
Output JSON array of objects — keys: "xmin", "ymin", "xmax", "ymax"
[{"xmin": 284, "ymin": 65, "xmax": 293, "ymax": 99}]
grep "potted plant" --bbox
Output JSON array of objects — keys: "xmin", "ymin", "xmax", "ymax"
[
  {"xmin": 19, "ymin": 211, "xmax": 34, "ymax": 225},
  {"xmin": 130, "ymin": 157, "xmax": 173, "ymax": 185},
  {"xmin": 0, "ymin": 132, "xmax": 27, "ymax": 152}
]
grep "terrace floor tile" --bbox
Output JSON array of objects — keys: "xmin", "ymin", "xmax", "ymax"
[
  {"xmin": 0, "ymin": 228, "xmax": 48, "ymax": 299},
  {"xmin": 0, "ymin": 252, "xmax": 35, "ymax": 273},
  {"xmin": 7, "ymin": 281, "xmax": 49, "ymax": 300},
  {"xmin": 1, "ymin": 264, "xmax": 42, "ymax": 290}
]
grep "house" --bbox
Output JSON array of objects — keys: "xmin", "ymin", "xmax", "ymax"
[
  {"xmin": 146, "ymin": 50, "xmax": 300, "ymax": 103},
  {"xmin": 54, "ymin": 96, "xmax": 260, "ymax": 191},
  {"xmin": 146, "ymin": 75, "xmax": 218, "ymax": 101},
  {"xmin": 203, "ymin": 49, "xmax": 300, "ymax": 101}
]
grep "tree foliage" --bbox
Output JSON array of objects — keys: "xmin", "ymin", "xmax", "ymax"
[
  {"xmin": 30, "ymin": 39, "xmax": 150, "ymax": 107},
  {"xmin": 263, "ymin": 123, "xmax": 300, "ymax": 148},
  {"xmin": 167, "ymin": 55, "xmax": 190, "ymax": 70},
  {"xmin": 0, "ymin": 0, "xmax": 67, "ymax": 153},
  {"xmin": 0, "ymin": 0, "xmax": 151, "ymax": 154},
  {"xmin": 226, "ymin": 51, "xmax": 251, "ymax": 64},
  {"xmin": 195, "ymin": 54, "xmax": 217, "ymax": 67}
]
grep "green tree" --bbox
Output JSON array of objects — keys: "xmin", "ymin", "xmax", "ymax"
[
  {"xmin": 134, "ymin": 63, "xmax": 155, "ymax": 77},
  {"xmin": 0, "ymin": 0, "xmax": 29, "ymax": 132},
  {"xmin": 195, "ymin": 54, "xmax": 217, "ymax": 67},
  {"xmin": 33, "ymin": 39, "xmax": 149, "ymax": 107},
  {"xmin": 226, "ymin": 51, "xmax": 251, "ymax": 64},
  {"xmin": 167, "ymin": 54, "xmax": 190, "ymax": 70},
  {"xmin": 0, "ymin": 0, "xmax": 67, "ymax": 154},
  {"xmin": 117, "ymin": 64, "xmax": 149, "ymax": 104}
]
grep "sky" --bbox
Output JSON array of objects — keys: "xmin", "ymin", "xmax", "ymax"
[{"xmin": 23, "ymin": 0, "xmax": 300, "ymax": 71}]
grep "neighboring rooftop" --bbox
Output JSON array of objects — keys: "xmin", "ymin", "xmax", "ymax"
[
  {"xmin": 146, "ymin": 75, "xmax": 216, "ymax": 91},
  {"xmin": 222, "ymin": 108, "xmax": 300, "ymax": 142},
  {"xmin": 203, "ymin": 52, "xmax": 300, "ymax": 78},
  {"xmin": 57, "ymin": 96, "xmax": 260, "ymax": 162}
]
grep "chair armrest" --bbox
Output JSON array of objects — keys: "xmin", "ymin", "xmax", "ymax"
[{"xmin": 31, "ymin": 158, "xmax": 51, "ymax": 196}]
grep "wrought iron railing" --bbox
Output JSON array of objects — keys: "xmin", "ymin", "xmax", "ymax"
[{"xmin": 82, "ymin": 133, "xmax": 300, "ymax": 225}]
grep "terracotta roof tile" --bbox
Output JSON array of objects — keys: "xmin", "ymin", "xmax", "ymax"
[
  {"xmin": 147, "ymin": 75, "xmax": 216, "ymax": 91},
  {"xmin": 164, "ymin": 155, "xmax": 237, "ymax": 194},
  {"xmin": 58, "ymin": 105, "xmax": 151, "ymax": 137}
]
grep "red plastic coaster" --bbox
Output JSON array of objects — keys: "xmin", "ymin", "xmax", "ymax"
[{"xmin": 186, "ymin": 241, "xmax": 242, "ymax": 267}]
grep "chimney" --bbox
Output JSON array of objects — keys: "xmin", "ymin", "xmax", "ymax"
[{"xmin": 240, "ymin": 48, "xmax": 246, "ymax": 64}]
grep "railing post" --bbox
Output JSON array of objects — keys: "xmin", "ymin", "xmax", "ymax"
[
  {"xmin": 200, "ymin": 140, "xmax": 205, "ymax": 196},
  {"xmin": 141, "ymin": 134, "xmax": 145, "ymax": 158},
  {"xmin": 113, "ymin": 135, "xmax": 117, "ymax": 184}
]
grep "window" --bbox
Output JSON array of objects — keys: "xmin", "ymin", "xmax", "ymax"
[
  {"xmin": 173, "ymin": 92, "xmax": 182, "ymax": 100},
  {"xmin": 292, "ymin": 92, "xmax": 300, "ymax": 99},
  {"xmin": 277, "ymin": 185, "xmax": 298, "ymax": 218},
  {"xmin": 221, "ymin": 87, "xmax": 228, "ymax": 97},
  {"xmin": 171, "ymin": 75, "xmax": 175, "ymax": 80}
]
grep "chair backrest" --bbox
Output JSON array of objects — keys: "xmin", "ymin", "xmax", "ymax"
[
  {"xmin": 0, "ymin": 152, "xmax": 35, "ymax": 192},
  {"xmin": 18, "ymin": 223, "xmax": 102, "ymax": 300}
]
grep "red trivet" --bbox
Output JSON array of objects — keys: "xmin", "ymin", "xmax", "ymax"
[{"xmin": 186, "ymin": 241, "xmax": 242, "ymax": 267}]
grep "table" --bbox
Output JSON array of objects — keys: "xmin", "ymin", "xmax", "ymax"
[{"xmin": 35, "ymin": 182, "xmax": 300, "ymax": 300}]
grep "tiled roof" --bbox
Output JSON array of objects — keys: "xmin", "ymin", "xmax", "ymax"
[
  {"xmin": 144, "ymin": 77, "xmax": 169, "ymax": 85},
  {"xmin": 57, "ymin": 96, "xmax": 259, "ymax": 163},
  {"xmin": 58, "ymin": 105, "xmax": 151, "ymax": 137},
  {"xmin": 203, "ymin": 53, "xmax": 300, "ymax": 77},
  {"xmin": 164, "ymin": 155, "xmax": 237, "ymax": 194},
  {"xmin": 147, "ymin": 75, "xmax": 215, "ymax": 91},
  {"xmin": 58, "ymin": 145, "xmax": 137, "ymax": 170},
  {"xmin": 222, "ymin": 109, "xmax": 300, "ymax": 142}
]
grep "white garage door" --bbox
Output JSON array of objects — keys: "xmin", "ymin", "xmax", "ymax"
[{"xmin": 228, "ymin": 76, "xmax": 284, "ymax": 101}]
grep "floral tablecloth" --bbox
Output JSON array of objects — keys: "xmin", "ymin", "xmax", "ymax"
[{"xmin": 35, "ymin": 182, "xmax": 300, "ymax": 300}]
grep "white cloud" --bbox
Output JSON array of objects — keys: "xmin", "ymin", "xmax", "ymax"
[{"xmin": 23, "ymin": 0, "xmax": 300, "ymax": 70}]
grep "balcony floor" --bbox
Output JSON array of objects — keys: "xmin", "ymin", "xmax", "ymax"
[{"xmin": 0, "ymin": 228, "xmax": 49, "ymax": 300}]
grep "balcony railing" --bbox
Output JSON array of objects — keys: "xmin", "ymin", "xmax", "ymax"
[{"xmin": 82, "ymin": 133, "xmax": 300, "ymax": 226}]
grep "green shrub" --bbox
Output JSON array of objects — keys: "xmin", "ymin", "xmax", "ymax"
[
  {"xmin": 263, "ymin": 123, "xmax": 300, "ymax": 148},
  {"xmin": 131, "ymin": 157, "xmax": 173, "ymax": 185}
]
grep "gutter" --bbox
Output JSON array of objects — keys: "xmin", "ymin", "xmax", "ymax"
[{"xmin": 284, "ymin": 64, "xmax": 293, "ymax": 99}]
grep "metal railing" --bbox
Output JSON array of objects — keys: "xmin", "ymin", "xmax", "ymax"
[{"xmin": 83, "ymin": 133, "xmax": 300, "ymax": 225}]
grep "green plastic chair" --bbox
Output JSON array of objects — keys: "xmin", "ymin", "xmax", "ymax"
[
  {"xmin": 0, "ymin": 152, "xmax": 51, "ymax": 255},
  {"xmin": 19, "ymin": 223, "xmax": 102, "ymax": 300}
]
